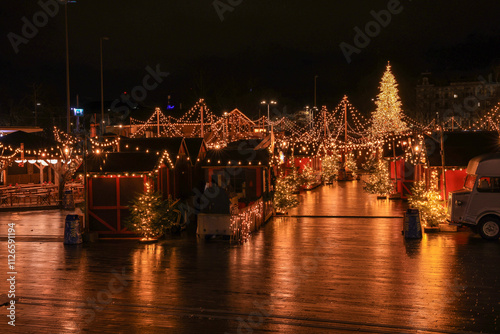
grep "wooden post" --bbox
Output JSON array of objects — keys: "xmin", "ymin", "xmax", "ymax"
[
  {"xmin": 48, "ymin": 162, "xmax": 52, "ymax": 183},
  {"xmin": 225, "ymin": 116, "xmax": 229, "ymax": 140},
  {"xmin": 200, "ymin": 104, "xmax": 204, "ymax": 138},
  {"xmin": 323, "ymin": 108, "xmax": 327, "ymax": 139},
  {"xmin": 55, "ymin": 161, "xmax": 61, "ymax": 186},
  {"xmin": 34, "ymin": 162, "xmax": 45, "ymax": 183},
  {"xmin": 344, "ymin": 97, "xmax": 348, "ymax": 168},
  {"xmin": 156, "ymin": 107, "xmax": 160, "ymax": 137},
  {"xmin": 83, "ymin": 136, "xmax": 89, "ymax": 232},
  {"xmin": 392, "ymin": 137, "xmax": 398, "ymax": 195},
  {"xmin": 440, "ymin": 126, "xmax": 447, "ymax": 200}
]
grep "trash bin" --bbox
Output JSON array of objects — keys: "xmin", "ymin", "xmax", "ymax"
[
  {"xmin": 403, "ymin": 209, "xmax": 422, "ymax": 239},
  {"xmin": 64, "ymin": 214, "xmax": 82, "ymax": 244},
  {"xmin": 63, "ymin": 189, "xmax": 74, "ymax": 210}
]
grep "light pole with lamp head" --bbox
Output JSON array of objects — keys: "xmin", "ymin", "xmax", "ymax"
[
  {"xmin": 261, "ymin": 100, "xmax": 277, "ymax": 133},
  {"xmin": 100, "ymin": 37, "xmax": 109, "ymax": 136},
  {"xmin": 63, "ymin": 0, "xmax": 79, "ymax": 133},
  {"xmin": 35, "ymin": 102, "xmax": 41, "ymax": 127}
]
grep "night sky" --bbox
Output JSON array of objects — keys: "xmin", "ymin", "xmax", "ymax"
[{"xmin": 1, "ymin": 0, "xmax": 499, "ymax": 119}]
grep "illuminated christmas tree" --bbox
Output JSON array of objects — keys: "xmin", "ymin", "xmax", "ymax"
[
  {"xmin": 363, "ymin": 158, "xmax": 393, "ymax": 197},
  {"xmin": 408, "ymin": 172, "xmax": 447, "ymax": 227},
  {"xmin": 274, "ymin": 174, "xmax": 299, "ymax": 213},
  {"xmin": 126, "ymin": 183, "xmax": 179, "ymax": 240},
  {"xmin": 370, "ymin": 62, "xmax": 408, "ymax": 138},
  {"xmin": 300, "ymin": 166, "xmax": 317, "ymax": 189},
  {"xmin": 345, "ymin": 152, "xmax": 358, "ymax": 179},
  {"xmin": 288, "ymin": 163, "xmax": 302, "ymax": 193},
  {"xmin": 322, "ymin": 153, "xmax": 340, "ymax": 184},
  {"xmin": 362, "ymin": 152, "xmax": 378, "ymax": 173}
]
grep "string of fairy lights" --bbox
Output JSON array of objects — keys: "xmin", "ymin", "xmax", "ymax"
[
  {"xmin": 230, "ymin": 198, "xmax": 264, "ymax": 243},
  {"xmin": 89, "ymin": 136, "xmax": 120, "ymax": 148},
  {"xmin": 465, "ymin": 102, "xmax": 500, "ymax": 131},
  {"xmin": 53, "ymin": 126, "xmax": 78, "ymax": 146},
  {"xmin": 1, "ymin": 73, "xmax": 499, "ymax": 177},
  {"xmin": 82, "ymin": 149, "xmax": 175, "ymax": 179},
  {"xmin": 0, "ymin": 145, "xmax": 21, "ymax": 160}
]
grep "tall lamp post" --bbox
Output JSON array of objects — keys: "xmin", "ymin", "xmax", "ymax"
[
  {"xmin": 100, "ymin": 37, "xmax": 109, "ymax": 136},
  {"xmin": 35, "ymin": 102, "xmax": 41, "ymax": 127},
  {"xmin": 261, "ymin": 100, "xmax": 277, "ymax": 133},
  {"xmin": 65, "ymin": 2, "xmax": 70, "ymax": 133},
  {"xmin": 33, "ymin": 84, "xmax": 41, "ymax": 127},
  {"xmin": 64, "ymin": 0, "xmax": 76, "ymax": 133}
]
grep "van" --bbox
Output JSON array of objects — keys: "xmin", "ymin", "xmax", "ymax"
[{"xmin": 448, "ymin": 152, "xmax": 500, "ymax": 240}]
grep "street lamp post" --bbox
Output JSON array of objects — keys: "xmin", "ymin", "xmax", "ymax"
[
  {"xmin": 35, "ymin": 102, "xmax": 41, "ymax": 127},
  {"xmin": 65, "ymin": 2, "xmax": 70, "ymax": 133},
  {"xmin": 100, "ymin": 37, "xmax": 109, "ymax": 136},
  {"xmin": 261, "ymin": 100, "xmax": 277, "ymax": 133},
  {"xmin": 33, "ymin": 85, "xmax": 41, "ymax": 127},
  {"xmin": 64, "ymin": 0, "xmax": 76, "ymax": 133}
]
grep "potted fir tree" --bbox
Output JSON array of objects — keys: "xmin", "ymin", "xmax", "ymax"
[
  {"xmin": 321, "ymin": 153, "xmax": 340, "ymax": 185},
  {"xmin": 362, "ymin": 157, "xmax": 394, "ymax": 199},
  {"xmin": 274, "ymin": 174, "xmax": 299, "ymax": 215},
  {"xmin": 125, "ymin": 184, "xmax": 180, "ymax": 243},
  {"xmin": 408, "ymin": 179, "xmax": 447, "ymax": 232}
]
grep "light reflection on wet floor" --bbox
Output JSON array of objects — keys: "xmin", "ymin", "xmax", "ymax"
[{"xmin": 0, "ymin": 182, "xmax": 499, "ymax": 333}]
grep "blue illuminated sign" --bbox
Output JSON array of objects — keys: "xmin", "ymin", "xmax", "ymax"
[{"xmin": 72, "ymin": 108, "xmax": 84, "ymax": 116}]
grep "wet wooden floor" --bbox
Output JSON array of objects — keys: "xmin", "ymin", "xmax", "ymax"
[{"xmin": 1, "ymin": 181, "xmax": 499, "ymax": 333}]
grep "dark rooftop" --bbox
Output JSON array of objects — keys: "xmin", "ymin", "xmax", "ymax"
[
  {"xmin": 80, "ymin": 152, "xmax": 162, "ymax": 174},
  {"xmin": 0, "ymin": 130, "xmax": 58, "ymax": 151}
]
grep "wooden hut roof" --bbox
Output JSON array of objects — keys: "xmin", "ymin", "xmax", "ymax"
[
  {"xmin": 183, "ymin": 138, "xmax": 206, "ymax": 162},
  {"xmin": 80, "ymin": 152, "xmax": 164, "ymax": 174},
  {"xmin": 225, "ymin": 139, "xmax": 264, "ymax": 150},
  {"xmin": 228, "ymin": 108, "xmax": 255, "ymax": 126}
]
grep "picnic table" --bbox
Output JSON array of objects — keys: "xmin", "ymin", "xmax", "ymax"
[{"xmin": 0, "ymin": 184, "xmax": 59, "ymax": 206}]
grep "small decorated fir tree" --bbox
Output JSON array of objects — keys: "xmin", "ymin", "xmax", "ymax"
[
  {"xmin": 289, "ymin": 164, "xmax": 302, "ymax": 193},
  {"xmin": 322, "ymin": 154, "xmax": 340, "ymax": 183},
  {"xmin": 300, "ymin": 166, "xmax": 317, "ymax": 189},
  {"xmin": 345, "ymin": 153, "xmax": 358, "ymax": 179},
  {"xmin": 125, "ymin": 184, "xmax": 179, "ymax": 239},
  {"xmin": 362, "ymin": 152, "xmax": 378, "ymax": 173},
  {"xmin": 408, "ymin": 173, "xmax": 447, "ymax": 227},
  {"xmin": 363, "ymin": 158, "xmax": 394, "ymax": 197},
  {"xmin": 274, "ymin": 174, "xmax": 299, "ymax": 213}
]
